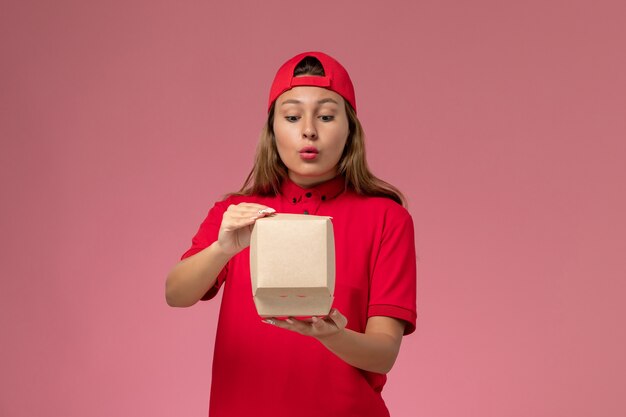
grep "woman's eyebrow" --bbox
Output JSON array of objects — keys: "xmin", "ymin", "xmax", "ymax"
[{"xmin": 280, "ymin": 98, "xmax": 339, "ymax": 106}]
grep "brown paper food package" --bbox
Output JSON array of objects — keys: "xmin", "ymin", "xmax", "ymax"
[{"xmin": 250, "ymin": 213, "xmax": 335, "ymax": 317}]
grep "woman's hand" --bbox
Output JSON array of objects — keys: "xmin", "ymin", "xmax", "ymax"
[
  {"xmin": 217, "ymin": 203, "xmax": 276, "ymax": 256},
  {"xmin": 262, "ymin": 310, "xmax": 405, "ymax": 373},
  {"xmin": 263, "ymin": 308, "xmax": 348, "ymax": 341},
  {"xmin": 165, "ymin": 202, "xmax": 274, "ymax": 307}
]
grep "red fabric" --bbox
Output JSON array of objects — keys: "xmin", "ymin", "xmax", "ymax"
[
  {"xmin": 267, "ymin": 51, "xmax": 357, "ymax": 113},
  {"xmin": 181, "ymin": 175, "xmax": 417, "ymax": 417}
]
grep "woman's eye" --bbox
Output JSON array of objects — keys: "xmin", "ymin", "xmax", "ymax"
[
  {"xmin": 285, "ymin": 116, "xmax": 300, "ymax": 122},
  {"xmin": 319, "ymin": 115, "xmax": 334, "ymax": 122}
]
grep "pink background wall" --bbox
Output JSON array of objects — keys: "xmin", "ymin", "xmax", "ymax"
[{"xmin": 2, "ymin": 1, "xmax": 625, "ymax": 416}]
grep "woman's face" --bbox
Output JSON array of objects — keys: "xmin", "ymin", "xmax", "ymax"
[{"xmin": 273, "ymin": 86, "xmax": 350, "ymax": 188}]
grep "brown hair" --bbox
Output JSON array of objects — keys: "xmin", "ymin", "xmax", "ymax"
[{"xmin": 231, "ymin": 57, "xmax": 407, "ymax": 207}]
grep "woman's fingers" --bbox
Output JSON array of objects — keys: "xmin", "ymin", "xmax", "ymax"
[
  {"xmin": 229, "ymin": 203, "xmax": 276, "ymax": 214},
  {"xmin": 226, "ymin": 204, "xmax": 276, "ymax": 218},
  {"xmin": 262, "ymin": 309, "xmax": 348, "ymax": 340},
  {"xmin": 265, "ymin": 317, "xmax": 308, "ymax": 333},
  {"xmin": 326, "ymin": 308, "xmax": 348, "ymax": 329},
  {"xmin": 222, "ymin": 203, "xmax": 276, "ymax": 230},
  {"xmin": 217, "ymin": 203, "xmax": 277, "ymax": 255}
]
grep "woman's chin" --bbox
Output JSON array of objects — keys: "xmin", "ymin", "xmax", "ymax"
[{"xmin": 287, "ymin": 169, "xmax": 337, "ymax": 186}]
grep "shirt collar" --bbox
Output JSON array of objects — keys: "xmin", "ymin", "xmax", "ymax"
[{"xmin": 280, "ymin": 174, "xmax": 346, "ymax": 203}]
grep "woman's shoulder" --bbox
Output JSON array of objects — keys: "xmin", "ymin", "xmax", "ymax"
[{"xmin": 347, "ymin": 191, "xmax": 412, "ymax": 219}]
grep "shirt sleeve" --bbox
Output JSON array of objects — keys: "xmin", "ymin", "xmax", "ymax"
[
  {"xmin": 180, "ymin": 200, "xmax": 229, "ymax": 301},
  {"xmin": 368, "ymin": 206, "xmax": 418, "ymax": 335}
]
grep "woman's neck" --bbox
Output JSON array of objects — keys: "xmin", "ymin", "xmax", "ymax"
[{"xmin": 288, "ymin": 170, "xmax": 338, "ymax": 189}]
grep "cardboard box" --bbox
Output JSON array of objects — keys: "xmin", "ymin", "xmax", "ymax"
[{"xmin": 250, "ymin": 213, "xmax": 335, "ymax": 317}]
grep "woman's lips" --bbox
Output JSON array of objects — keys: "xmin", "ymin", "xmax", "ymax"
[{"xmin": 299, "ymin": 147, "xmax": 319, "ymax": 160}]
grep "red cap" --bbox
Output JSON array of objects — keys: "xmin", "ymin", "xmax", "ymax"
[{"xmin": 268, "ymin": 51, "xmax": 356, "ymax": 113}]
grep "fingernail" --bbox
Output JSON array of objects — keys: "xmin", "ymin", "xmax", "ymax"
[{"xmin": 286, "ymin": 318, "xmax": 294, "ymax": 324}]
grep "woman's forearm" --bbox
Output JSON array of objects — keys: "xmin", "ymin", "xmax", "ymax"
[
  {"xmin": 317, "ymin": 327, "xmax": 402, "ymax": 374},
  {"xmin": 165, "ymin": 242, "xmax": 232, "ymax": 307},
  {"xmin": 267, "ymin": 312, "xmax": 405, "ymax": 374}
]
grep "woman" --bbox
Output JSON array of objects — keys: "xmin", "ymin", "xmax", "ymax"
[{"xmin": 166, "ymin": 51, "xmax": 417, "ymax": 417}]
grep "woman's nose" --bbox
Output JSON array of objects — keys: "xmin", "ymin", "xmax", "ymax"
[{"xmin": 302, "ymin": 118, "xmax": 317, "ymax": 140}]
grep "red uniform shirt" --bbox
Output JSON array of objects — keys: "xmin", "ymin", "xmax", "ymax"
[{"xmin": 181, "ymin": 175, "xmax": 417, "ymax": 417}]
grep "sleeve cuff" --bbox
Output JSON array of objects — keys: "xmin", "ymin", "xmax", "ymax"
[
  {"xmin": 180, "ymin": 249, "xmax": 227, "ymax": 301},
  {"xmin": 180, "ymin": 247, "xmax": 202, "ymax": 260}
]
